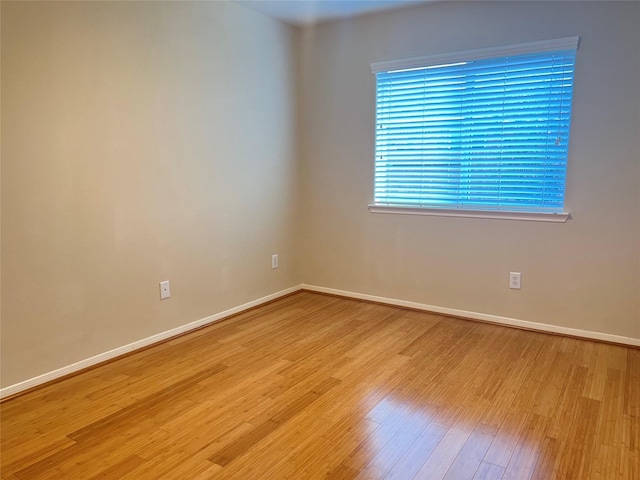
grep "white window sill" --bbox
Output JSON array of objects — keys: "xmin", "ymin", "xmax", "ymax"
[{"xmin": 368, "ymin": 204, "xmax": 570, "ymax": 223}]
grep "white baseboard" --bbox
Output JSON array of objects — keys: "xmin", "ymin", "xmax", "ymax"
[
  {"xmin": 0, "ymin": 285, "xmax": 302, "ymax": 400},
  {"xmin": 302, "ymin": 284, "xmax": 640, "ymax": 347},
  {"xmin": 4, "ymin": 283, "xmax": 638, "ymax": 400}
]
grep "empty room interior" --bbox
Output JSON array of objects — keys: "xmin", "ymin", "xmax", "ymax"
[{"xmin": 1, "ymin": 0, "xmax": 639, "ymax": 479}]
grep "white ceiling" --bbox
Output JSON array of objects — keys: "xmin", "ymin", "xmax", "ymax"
[{"xmin": 235, "ymin": 0, "xmax": 432, "ymax": 26}]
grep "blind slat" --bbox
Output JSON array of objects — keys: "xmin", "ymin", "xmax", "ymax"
[{"xmin": 374, "ymin": 47, "xmax": 576, "ymax": 212}]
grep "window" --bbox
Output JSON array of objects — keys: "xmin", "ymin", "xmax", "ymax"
[{"xmin": 370, "ymin": 37, "xmax": 578, "ymax": 222}]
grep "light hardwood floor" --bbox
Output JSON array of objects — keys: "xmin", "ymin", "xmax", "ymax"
[{"xmin": 1, "ymin": 291, "xmax": 638, "ymax": 479}]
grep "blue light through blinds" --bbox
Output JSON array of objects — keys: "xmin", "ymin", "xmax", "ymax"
[{"xmin": 374, "ymin": 49, "xmax": 576, "ymax": 212}]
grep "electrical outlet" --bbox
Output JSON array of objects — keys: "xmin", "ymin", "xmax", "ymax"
[
  {"xmin": 159, "ymin": 280, "xmax": 171, "ymax": 299},
  {"xmin": 272, "ymin": 254, "xmax": 279, "ymax": 269},
  {"xmin": 509, "ymin": 272, "xmax": 521, "ymax": 290}
]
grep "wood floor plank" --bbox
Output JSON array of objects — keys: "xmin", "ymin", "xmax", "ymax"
[
  {"xmin": 382, "ymin": 421, "xmax": 447, "ymax": 480},
  {"xmin": 1, "ymin": 291, "xmax": 638, "ymax": 479},
  {"xmin": 443, "ymin": 423, "xmax": 495, "ymax": 480},
  {"xmin": 502, "ymin": 413, "xmax": 549, "ymax": 480},
  {"xmin": 482, "ymin": 410, "xmax": 531, "ymax": 468},
  {"xmin": 472, "ymin": 461, "xmax": 506, "ymax": 480},
  {"xmin": 208, "ymin": 376, "xmax": 341, "ymax": 467},
  {"xmin": 326, "ymin": 464, "xmax": 360, "ymax": 480},
  {"xmin": 412, "ymin": 426, "xmax": 472, "ymax": 480},
  {"xmin": 0, "ymin": 437, "xmax": 77, "ymax": 474},
  {"xmin": 87, "ymin": 455, "xmax": 146, "ymax": 480},
  {"xmin": 353, "ymin": 405, "xmax": 434, "ymax": 480}
]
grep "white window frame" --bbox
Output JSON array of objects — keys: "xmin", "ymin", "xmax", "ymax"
[{"xmin": 369, "ymin": 37, "xmax": 579, "ymax": 223}]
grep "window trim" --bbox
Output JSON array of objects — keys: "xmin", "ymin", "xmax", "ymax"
[
  {"xmin": 368, "ymin": 204, "xmax": 570, "ymax": 223},
  {"xmin": 370, "ymin": 36, "xmax": 579, "ymax": 74},
  {"xmin": 370, "ymin": 36, "xmax": 579, "ymax": 220}
]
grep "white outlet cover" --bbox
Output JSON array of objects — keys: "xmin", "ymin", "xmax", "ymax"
[
  {"xmin": 160, "ymin": 280, "xmax": 171, "ymax": 299},
  {"xmin": 509, "ymin": 272, "xmax": 521, "ymax": 289}
]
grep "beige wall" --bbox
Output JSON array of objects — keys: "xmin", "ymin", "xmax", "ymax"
[
  {"xmin": 1, "ymin": 1, "xmax": 300, "ymax": 387},
  {"xmin": 2, "ymin": 0, "xmax": 639, "ymax": 390},
  {"xmin": 299, "ymin": 2, "xmax": 640, "ymax": 338}
]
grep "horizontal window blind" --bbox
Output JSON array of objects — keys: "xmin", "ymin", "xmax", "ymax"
[{"xmin": 374, "ymin": 42, "xmax": 577, "ymax": 213}]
